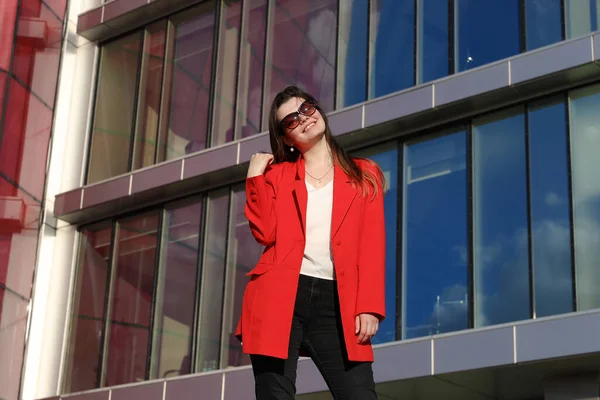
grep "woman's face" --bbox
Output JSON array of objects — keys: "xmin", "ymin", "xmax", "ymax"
[{"xmin": 276, "ymin": 97, "xmax": 326, "ymax": 149}]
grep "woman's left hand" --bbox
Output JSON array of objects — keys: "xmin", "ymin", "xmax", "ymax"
[{"xmin": 355, "ymin": 313, "xmax": 379, "ymax": 344}]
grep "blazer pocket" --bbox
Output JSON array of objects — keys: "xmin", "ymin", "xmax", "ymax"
[{"xmin": 245, "ymin": 262, "xmax": 276, "ymax": 277}]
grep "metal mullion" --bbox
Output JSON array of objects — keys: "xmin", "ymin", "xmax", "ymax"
[
  {"xmin": 233, "ymin": 0, "xmax": 250, "ymax": 140},
  {"xmin": 367, "ymin": 0, "xmax": 377, "ymax": 99},
  {"xmin": 126, "ymin": 30, "xmax": 146, "ymax": 172},
  {"xmin": 205, "ymin": 0, "xmax": 223, "ymax": 148},
  {"xmin": 524, "ymin": 105, "xmax": 535, "ymax": 319},
  {"xmin": 191, "ymin": 196, "xmax": 209, "ymax": 373},
  {"xmin": 146, "ymin": 209, "xmax": 167, "ymax": 380},
  {"xmin": 132, "ymin": 28, "xmax": 151, "ymax": 171},
  {"xmin": 396, "ymin": 140, "xmax": 405, "ymax": 341},
  {"xmin": 332, "ymin": 0, "xmax": 341, "ymax": 109},
  {"xmin": 155, "ymin": 20, "xmax": 176, "ymax": 164},
  {"xmin": 448, "ymin": 0, "xmax": 455, "ymax": 76},
  {"xmin": 519, "ymin": 0, "xmax": 527, "ymax": 53},
  {"xmin": 466, "ymin": 123, "xmax": 475, "ymax": 329},
  {"xmin": 365, "ymin": 0, "xmax": 371, "ymax": 102},
  {"xmin": 564, "ymin": 93, "xmax": 578, "ymax": 312},
  {"xmin": 82, "ymin": 47, "xmax": 102, "ymax": 186},
  {"xmin": 97, "ymin": 221, "xmax": 120, "ymax": 388},
  {"xmin": 218, "ymin": 189, "xmax": 234, "ymax": 369},
  {"xmin": 413, "ymin": 0, "xmax": 418, "ymax": 86},
  {"xmin": 560, "ymin": 0, "xmax": 567, "ymax": 40},
  {"xmin": 260, "ymin": 0, "xmax": 275, "ymax": 130}
]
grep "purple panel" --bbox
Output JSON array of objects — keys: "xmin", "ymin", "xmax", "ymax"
[
  {"xmin": 511, "ymin": 37, "xmax": 594, "ymax": 84},
  {"xmin": 103, "ymin": 0, "xmax": 148, "ymax": 21},
  {"xmin": 182, "ymin": 144, "xmax": 238, "ymax": 180},
  {"xmin": 131, "ymin": 160, "xmax": 182, "ymax": 194},
  {"xmin": 165, "ymin": 373, "xmax": 223, "ymax": 400},
  {"xmin": 372, "ymin": 339, "xmax": 432, "ymax": 382},
  {"xmin": 222, "ymin": 367, "xmax": 255, "ymax": 400},
  {"xmin": 238, "ymin": 134, "xmax": 269, "ymax": 164},
  {"xmin": 516, "ymin": 311, "xmax": 600, "ymax": 363},
  {"xmin": 54, "ymin": 188, "xmax": 82, "ymax": 216},
  {"xmin": 111, "ymin": 382, "xmax": 164, "ymax": 400},
  {"xmin": 296, "ymin": 358, "xmax": 328, "ymax": 395},
  {"xmin": 82, "ymin": 176, "xmax": 130, "ymax": 208},
  {"xmin": 434, "ymin": 327, "xmax": 514, "ymax": 374},
  {"xmin": 434, "ymin": 62, "xmax": 510, "ymax": 107},
  {"xmin": 77, "ymin": 7, "xmax": 103, "ymax": 33},
  {"xmin": 328, "ymin": 106, "xmax": 363, "ymax": 137},
  {"xmin": 364, "ymin": 85, "xmax": 433, "ymax": 128},
  {"xmin": 594, "ymin": 33, "xmax": 600, "ymax": 62},
  {"xmin": 65, "ymin": 390, "xmax": 110, "ymax": 400},
  {"xmin": 38, "ymin": 397, "xmax": 59, "ymax": 400}
]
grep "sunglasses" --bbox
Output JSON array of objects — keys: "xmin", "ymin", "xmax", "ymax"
[{"xmin": 279, "ymin": 100, "xmax": 318, "ymax": 131}]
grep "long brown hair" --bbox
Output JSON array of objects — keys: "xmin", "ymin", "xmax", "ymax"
[{"xmin": 268, "ymin": 86, "xmax": 385, "ymax": 197}]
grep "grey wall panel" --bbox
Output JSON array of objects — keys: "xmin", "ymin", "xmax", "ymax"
[
  {"xmin": 511, "ymin": 37, "xmax": 594, "ymax": 84},
  {"xmin": 328, "ymin": 106, "xmax": 363, "ymax": 136},
  {"xmin": 111, "ymin": 382, "xmax": 164, "ymax": 400},
  {"xmin": 61, "ymin": 391, "xmax": 109, "ymax": 400},
  {"xmin": 165, "ymin": 373, "xmax": 223, "ymax": 400},
  {"xmin": 131, "ymin": 160, "xmax": 182, "ymax": 194},
  {"xmin": 238, "ymin": 134, "xmax": 270, "ymax": 164},
  {"xmin": 364, "ymin": 86, "xmax": 433, "ymax": 128},
  {"xmin": 372, "ymin": 339, "xmax": 433, "ymax": 382},
  {"xmin": 82, "ymin": 175, "xmax": 130, "ymax": 208},
  {"xmin": 223, "ymin": 367, "xmax": 255, "ymax": 400},
  {"xmin": 516, "ymin": 311, "xmax": 600, "ymax": 363},
  {"xmin": 434, "ymin": 327, "xmax": 514, "ymax": 374},
  {"xmin": 182, "ymin": 144, "xmax": 238, "ymax": 179}
]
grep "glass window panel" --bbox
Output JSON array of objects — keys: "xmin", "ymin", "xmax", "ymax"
[
  {"xmin": 0, "ymin": 288, "xmax": 29, "ymax": 400},
  {"xmin": 223, "ymin": 185, "xmax": 261, "ymax": 367},
  {"xmin": 235, "ymin": 0, "xmax": 267, "ymax": 139},
  {"xmin": 132, "ymin": 22, "xmax": 167, "ymax": 171},
  {"xmin": 370, "ymin": 0, "xmax": 415, "ymax": 98},
  {"xmin": 13, "ymin": 2, "xmax": 63, "ymax": 106},
  {"xmin": 64, "ymin": 226, "xmax": 112, "ymax": 393},
  {"xmin": 565, "ymin": 0, "xmax": 599, "ymax": 39},
  {"xmin": 197, "ymin": 189, "xmax": 229, "ymax": 372},
  {"xmin": 455, "ymin": 0, "xmax": 520, "ymax": 72},
  {"xmin": 528, "ymin": 98, "xmax": 574, "ymax": 318},
  {"xmin": 473, "ymin": 107, "xmax": 530, "ymax": 327},
  {"xmin": 569, "ymin": 83, "xmax": 600, "ymax": 311},
  {"xmin": 87, "ymin": 33, "xmax": 142, "ymax": 184},
  {"xmin": 353, "ymin": 143, "xmax": 399, "ymax": 343},
  {"xmin": 153, "ymin": 200, "xmax": 202, "ymax": 379},
  {"xmin": 525, "ymin": 0, "xmax": 563, "ymax": 51},
  {"xmin": 337, "ymin": 0, "xmax": 369, "ymax": 108},
  {"xmin": 403, "ymin": 132, "xmax": 469, "ymax": 339},
  {"xmin": 161, "ymin": 3, "xmax": 216, "ymax": 161},
  {"xmin": 417, "ymin": 0, "xmax": 449, "ymax": 84},
  {"xmin": 105, "ymin": 214, "xmax": 159, "ymax": 386},
  {"xmin": 264, "ymin": 0, "xmax": 337, "ymax": 122},
  {"xmin": 0, "ymin": 1, "xmax": 18, "ymax": 70},
  {"xmin": 212, "ymin": 0, "xmax": 242, "ymax": 146},
  {"xmin": 0, "ymin": 78, "xmax": 53, "ymax": 201}
]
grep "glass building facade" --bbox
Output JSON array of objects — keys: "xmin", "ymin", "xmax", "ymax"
[
  {"xmin": 0, "ymin": 0, "xmax": 67, "ymax": 399},
  {"xmin": 2, "ymin": 0, "xmax": 600, "ymax": 399}
]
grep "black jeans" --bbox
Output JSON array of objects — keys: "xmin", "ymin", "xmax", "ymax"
[{"xmin": 251, "ymin": 274, "xmax": 377, "ymax": 400}]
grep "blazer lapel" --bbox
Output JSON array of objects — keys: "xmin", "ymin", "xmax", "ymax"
[
  {"xmin": 292, "ymin": 158, "xmax": 308, "ymax": 237},
  {"xmin": 331, "ymin": 164, "xmax": 356, "ymax": 239}
]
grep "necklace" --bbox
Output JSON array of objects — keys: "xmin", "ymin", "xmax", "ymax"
[{"xmin": 305, "ymin": 165, "xmax": 333, "ymax": 184}]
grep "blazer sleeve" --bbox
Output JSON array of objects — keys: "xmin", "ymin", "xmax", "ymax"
[
  {"xmin": 355, "ymin": 162, "xmax": 386, "ymax": 321},
  {"xmin": 244, "ymin": 167, "xmax": 278, "ymax": 246}
]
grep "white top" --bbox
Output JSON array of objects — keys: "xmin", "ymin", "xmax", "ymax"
[{"xmin": 300, "ymin": 179, "xmax": 335, "ymax": 280}]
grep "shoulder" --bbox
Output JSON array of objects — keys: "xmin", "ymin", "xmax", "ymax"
[{"xmin": 263, "ymin": 161, "xmax": 294, "ymax": 182}]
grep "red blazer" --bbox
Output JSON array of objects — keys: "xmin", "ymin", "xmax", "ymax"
[{"xmin": 235, "ymin": 157, "xmax": 386, "ymax": 362}]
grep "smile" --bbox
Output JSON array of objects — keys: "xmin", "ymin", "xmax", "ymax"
[{"xmin": 304, "ymin": 122, "xmax": 315, "ymax": 132}]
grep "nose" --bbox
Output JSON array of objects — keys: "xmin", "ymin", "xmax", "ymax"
[{"xmin": 298, "ymin": 114, "xmax": 309, "ymax": 124}]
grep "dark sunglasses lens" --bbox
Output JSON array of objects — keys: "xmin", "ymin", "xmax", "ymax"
[
  {"xmin": 281, "ymin": 114, "xmax": 299, "ymax": 130},
  {"xmin": 300, "ymin": 102, "xmax": 316, "ymax": 115}
]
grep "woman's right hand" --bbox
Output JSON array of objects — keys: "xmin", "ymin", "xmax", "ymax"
[{"xmin": 247, "ymin": 153, "xmax": 275, "ymax": 178}]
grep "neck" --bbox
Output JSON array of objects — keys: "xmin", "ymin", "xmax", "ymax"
[{"xmin": 300, "ymin": 136, "xmax": 332, "ymax": 167}]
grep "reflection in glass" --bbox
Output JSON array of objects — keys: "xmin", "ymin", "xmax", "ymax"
[
  {"xmin": 197, "ymin": 189, "xmax": 230, "ymax": 371},
  {"xmin": 370, "ymin": 0, "xmax": 415, "ymax": 98},
  {"xmin": 525, "ymin": 0, "xmax": 562, "ymax": 51},
  {"xmin": 455, "ymin": 0, "xmax": 520, "ymax": 72},
  {"xmin": 0, "ymin": 288, "xmax": 29, "ymax": 400},
  {"xmin": 417, "ymin": 0, "xmax": 449, "ymax": 83},
  {"xmin": 105, "ymin": 214, "xmax": 159, "ymax": 386},
  {"xmin": 338, "ymin": 0, "xmax": 369, "ymax": 108},
  {"xmin": 265, "ymin": 0, "xmax": 337, "ymax": 123},
  {"xmin": 473, "ymin": 107, "xmax": 530, "ymax": 327},
  {"xmin": 213, "ymin": 1, "xmax": 242, "ymax": 145},
  {"xmin": 569, "ymin": 83, "xmax": 600, "ymax": 310},
  {"xmin": 353, "ymin": 143, "xmax": 399, "ymax": 343},
  {"xmin": 65, "ymin": 226, "xmax": 112, "ymax": 393},
  {"xmin": 235, "ymin": 0, "xmax": 268, "ymax": 139},
  {"xmin": 132, "ymin": 21, "xmax": 167, "ymax": 170},
  {"xmin": 153, "ymin": 201, "xmax": 202, "ymax": 379},
  {"xmin": 87, "ymin": 33, "xmax": 142, "ymax": 184},
  {"xmin": 223, "ymin": 186, "xmax": 262, "ymax": 367},
  {"xmin": 403, "ymin": 132, "xmax": 469, "ymax": 339},
  {"xmin": 528, "ymin": 98, "xmax": 574, "ymax": 318},
  {"xmin": 162, "ymin": 3, "xmax": 217, "ymax": 161},
  {"xmin": 564, "ymin": 0, "xmax": 599, "ymax": 39}
]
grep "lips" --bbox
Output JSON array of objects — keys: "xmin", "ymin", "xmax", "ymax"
[{"xmin": 304, "ymin": 122, "xmax": 315, "ymax": 133}]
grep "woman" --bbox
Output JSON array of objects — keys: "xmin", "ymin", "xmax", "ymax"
[{"xmin": 235, "ymin": 86, "xmax": 386, "ymax": 399}]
